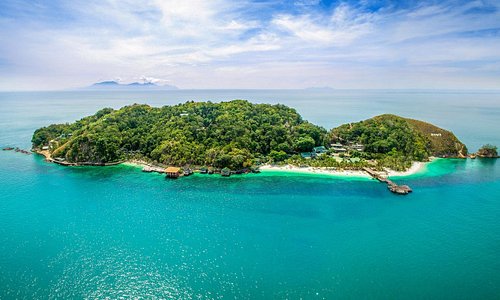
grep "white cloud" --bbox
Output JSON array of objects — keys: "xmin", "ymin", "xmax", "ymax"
[
  {"xmin": 0, "ymin": 0, "xmax": 499, "ymax": 90},
  {"xmin": 271, "ymin": 4, "xmax": 374, "ymax": 46},
  {"xmin": 137, "ymin": 76, "xmax": 172, "ymax": 85}
]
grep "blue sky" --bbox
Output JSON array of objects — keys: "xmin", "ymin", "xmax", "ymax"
[{"xmin": 0, "ymin": 0, "xmax": 499, "ymax": 90}]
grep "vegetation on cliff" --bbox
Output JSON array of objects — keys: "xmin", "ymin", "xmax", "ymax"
[{"xmin": 477, "ymin": 144, "xmax": 498, "ymax": 157}]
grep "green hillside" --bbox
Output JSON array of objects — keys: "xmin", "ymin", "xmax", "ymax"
[
  {"xmin": 404, "ymin": 117, "xmax": 467, "ymax": 157},
  {"xmin": 329, "ymin": 114, "xmax": 467, "ymax": 169},
  {"xmin": 32, "ymin": 100, "xmax": 326, "ymax": 169},
  {"xmin": 32, "ymin": 103, "xmax": 468, "ymax": 171}
]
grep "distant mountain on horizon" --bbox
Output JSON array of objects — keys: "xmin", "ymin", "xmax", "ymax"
[{"xmin": 86, "ymin": 81, "xmax": 178, "ymax": 90}]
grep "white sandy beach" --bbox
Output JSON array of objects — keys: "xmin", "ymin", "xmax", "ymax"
[
  {"xmin": 123, "ymin": 159, "xmax": 428, "ymax": 178},
  {"xmin": 384, "ymin": 161, "xmax": 427, "ymax": 177},
  {"xmin": 122, "ymin": 160, "xmax": 151, "ymax": 168},
  {"xmin": 260, "ymin": 161, "xmax": 427, "ymax": 178},
  {"xmin": 259, "ymin": 165, "xmax": 370, "ymax": 177},
  {"xmin": 122, "ymin": 160, "xmax": 167, "ymax": 172}
]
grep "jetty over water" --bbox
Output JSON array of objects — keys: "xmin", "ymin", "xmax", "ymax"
[{"xmin": 363, "ymin": 167, "xmax": 413, "ymax": 195}]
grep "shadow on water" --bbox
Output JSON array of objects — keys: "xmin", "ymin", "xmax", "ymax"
[{"xmin": 477, "ymin": 157, "xmax": 498, "ymax": 167}]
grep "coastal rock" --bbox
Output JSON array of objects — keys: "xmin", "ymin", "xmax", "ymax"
[{"xmin": 476, "ymin": 144, "xmax": 498, "ymax": 158}]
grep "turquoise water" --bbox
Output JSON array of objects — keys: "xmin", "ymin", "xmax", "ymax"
[{"xmin": 1, "ymin": 90, "xmax": 500, "ymax": 298}]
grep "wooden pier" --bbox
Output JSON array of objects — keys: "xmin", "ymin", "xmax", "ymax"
[{"xmin": 363, "ymin": 167, "xmax": 412, "ymax": 195}]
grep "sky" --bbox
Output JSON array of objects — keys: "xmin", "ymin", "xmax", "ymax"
[{"xmin": 0, "ymin": 0, "xmax": 499, "ymax": 90}]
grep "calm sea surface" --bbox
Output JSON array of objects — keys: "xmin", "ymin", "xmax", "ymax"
[{"xmin": 0, "ymin": 90, "xmax": 499, "ymax": 298}]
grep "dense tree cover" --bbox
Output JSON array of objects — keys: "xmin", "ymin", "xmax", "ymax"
[
  {"xmin": 329, "ymin": 114, "xmax": 467, "ymax": 169},
  {"xmin": 477, "ymin": 144, "xmax": 498, "ymax": 157},
  {"xmin": 32, "ymin": 100, "xmax": 327, "ymax": 168},
  {"xmin": 32, "ymin": 104, "xmax": 468, "ymax": 171},
  {"xmin": 31, "ymin": 108, "xmax": 115, "ymax": 148},
  {"xmin": 331, "ymin": 115, "xmax": 427, "ymax": 159}
]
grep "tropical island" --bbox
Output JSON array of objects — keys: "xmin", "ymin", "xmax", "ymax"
[{"xmin": 31, "ymin": 100, "xmax": 474, "ymax": 179}]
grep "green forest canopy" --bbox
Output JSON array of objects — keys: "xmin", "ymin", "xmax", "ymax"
[
  {"xmin": 32, "ymin": 101, "xmax": 467, "ymax": 169},
  {"xmin": 330, "ymin": 114, "xmax": 467, "ymax": 160},
  {"xmin": 477, "ymin": 144, "xmax": 498, "ymax": 157},
  {"xmin": 32, "ymin": 100, "xmax": 326, "ymax": 169}
]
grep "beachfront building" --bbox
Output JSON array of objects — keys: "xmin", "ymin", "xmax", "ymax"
[
  {"xmin": 313, "ymin": 146, "xmax": 327, "ymax": 156},
  {"xmin": 300, "ymin": 152, "xmax": 316, "ymax": 159},
  {"xmin": 299, "ymin": 146, "xmax": 330, "ymax": 160},
  {"xmin": 350, "ymin": 143, "xmax": 365, "ymax": 152},
  {"xmin": 330, "ymin": 143, "xmax": 347, "ymax": 153},
  {"xmin": 166, "ymin": 167, "xmax": 180, "ymax": 178}
]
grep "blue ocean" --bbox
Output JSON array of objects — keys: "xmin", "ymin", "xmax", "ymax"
[{"xmin": 1, "ymin": 90, "xmax": 499, "ymax": 298}]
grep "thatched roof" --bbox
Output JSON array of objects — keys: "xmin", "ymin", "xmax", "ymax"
[{"xmin": 165, "ymin": 167, "xmax": 180, "ymax": 173}]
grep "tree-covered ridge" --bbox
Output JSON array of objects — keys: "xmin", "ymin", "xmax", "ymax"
[
  {"xmin": 330, "ymin": 114, "xmax": 467, "ymax": 160},
  {"xmin": 32, "ymin": 100, "xmax": 327, "ymax": 169}
]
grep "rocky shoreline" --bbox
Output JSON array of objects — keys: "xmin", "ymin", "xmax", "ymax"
[{"xmin": 33, "ymin": 149, "xmax": 123, "ymax": 166}]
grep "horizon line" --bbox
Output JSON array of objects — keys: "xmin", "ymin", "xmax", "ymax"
[{"xmin": 2, "ymin": 87, "xmax": 500, "ymax": 93}]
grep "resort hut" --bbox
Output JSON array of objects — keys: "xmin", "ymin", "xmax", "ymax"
[
  {"xmin": 165, "ymin": 167, "xmax": 180, "ymax": 178},
  {"xmin": 331, "ymin": 143, "xmax": 347, "ymax": 153},
  {"xmin": 300, "ymin": 152, "xmax": 316, "ymax": 159},
  {"xmin": 300, "ymin": 152, "xmax": 311, "ymax": 159},
  {"xmin": 313, "ymin": 146, "xmax": 327, "ymax": 155},
  {"xmin": 350, "ymin": 143, "xmax": 365, "ymax": 152}
]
